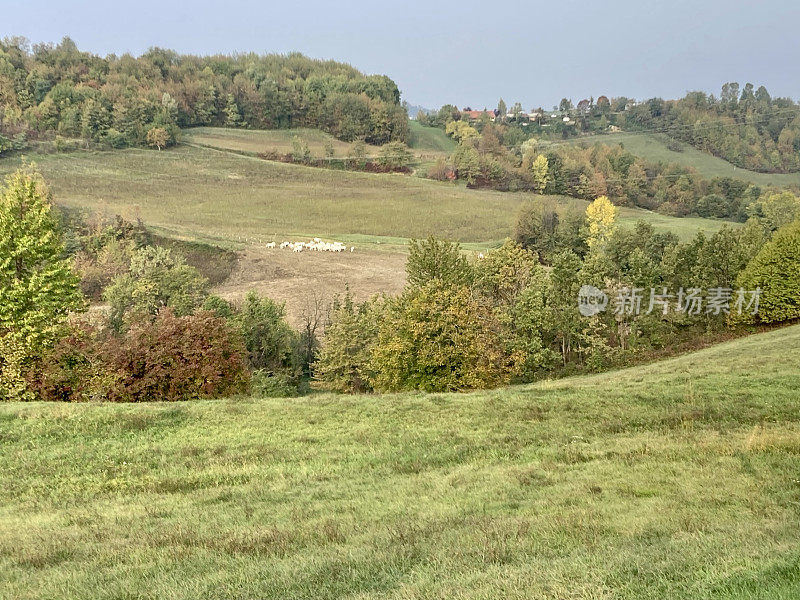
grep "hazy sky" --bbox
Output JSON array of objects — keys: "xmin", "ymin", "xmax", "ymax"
[{"xmin": 3, "ymin": 0, "xmax": 800, "ymax": 110}]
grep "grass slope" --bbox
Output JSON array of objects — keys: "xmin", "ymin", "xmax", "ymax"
[
  {"xmin": 182, "ymin": 126, "xmax": 382, "ymax": 158},
  {"xmin": 1, "ymin": 146, "xmax": 732, "ymax": 246},
  {"xmin": 407, "ymin": 120, "xmax": 457, "ymax": 153},
  {"xmin": 1, "ymin": 325, "xmax": 799, "ymax": 598},
  {"xmin": 559, "ymin": 133, "xmax": 800, "ymax": 189}
]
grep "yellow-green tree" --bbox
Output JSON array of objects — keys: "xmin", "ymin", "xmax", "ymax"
[
  {"xmin": 531, "ymin": 154, "xmax": 549, "ymax": 193},
  {"xmin": 0, "ymin": 169, "xmax": 83, "ymax": 400},
  {"xmin": 585, "ymin": 196, "xmax": 618, "ymax": 249}
]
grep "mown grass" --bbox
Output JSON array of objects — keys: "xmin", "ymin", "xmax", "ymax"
[
  {"xmin": 1, "ymin": 324, "xmax": 800, "ymax": 599},
  {"xmin": 0, "ymin": 146, "xmax": 733, "ymax": 247},
  {"xmin": 558, "ymin": 132, "xmax": 800, "ymax": 188}
]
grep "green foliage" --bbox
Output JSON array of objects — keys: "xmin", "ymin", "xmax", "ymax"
[
  {"xmin": 314, "ymin": 293, "xmax": 383, "ymax": 393},
  {"xmin": 406, "ymin": 237, "xmax": 473, "ymax": 289},
  {"xmin": 514, "ymin": 199, "xmax": 586, "ymax": 261},
  {"xmin": 291, "ymin": 135, "xmax": 311, "ymax": 163},
  {"xmin": 452, "ymin": 143, "xmax": 480, "ymax": 185},
  {"xmin": 103, "ymin": 246, "xmax": 208, "ymax": 331},
  {"xmin": 0, "ymin": 168, "xmax": 83, "ymax": 400},
  {"xmin": 377, "ymin": 141, "xmax": 413, "ymax": 170},
  {"xmin": 234, "ymin": 291, "xmax": 297, "ymax": 374},
  {"xmin": 370, "ymin": 281, "xmax": 516, "ymax": 392},
  {"xmin": 0, "ymin": 38, "xmax": 407, "ymax": 148},
  {"xmin": 735, "ymin": 220, "xmax": 800, "ymax": 323},
  {"xmin": 748, "ymin": 190, "xmax": 800, "ymax": 231}
]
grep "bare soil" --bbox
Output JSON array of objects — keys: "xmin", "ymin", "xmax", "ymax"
[{"xmin": 212, "ymin": 245, "xmax": 407, "ymax": 325}]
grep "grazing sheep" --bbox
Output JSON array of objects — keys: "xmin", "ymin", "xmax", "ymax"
[{"xmin": 266, "ymin": 242, "xmax": 276, "ymax": 249}]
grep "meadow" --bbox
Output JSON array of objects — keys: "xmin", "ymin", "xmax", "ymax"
[
  {"xmin": 555, "ymin": 132, "xmax": 800, "ymax": 189},
  {"xmin": 0, "ymin": 143, "xmax": 734, "ymax": 249},
  {"xmin": 1, "ymin": 324, "xmax": 799, "ymax": 599}
]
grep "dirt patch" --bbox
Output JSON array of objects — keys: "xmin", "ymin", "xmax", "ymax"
[{"xmin": 212, "ymin": 245, "xmax": 407, "ymax": 325}]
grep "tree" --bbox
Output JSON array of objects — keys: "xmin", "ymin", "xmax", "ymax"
[
  {"xmin": 224, "ymin": 93, "xmax": 242, "ymax": 127},
  {"xmin": 531, "ymin": 154, "xmax": 549, "ymax": 193},
  {"xmin": 370, "ymin": 281, "xmax": 516, "ymax": 392},
  {"xmin": 452, "ymin": 143, "xmax": 480, "ymax": 185},
  {"xmin": 0, "ymin": 168, "xmax": 83, "ymax": 399},
  {"xmin": 235, "ymin": 291, "xmax": 297, "ymax": 373},
  {"xmin": 314, "ymin": 293, "xmax": 383, "ymax": 393},
  {"xmin": 585, "ymin": 196, "xmax": 618, "ymax": 249},
  {"xmin": 750, "ymin": 191, "xmax": 800, "ymax": 231},
  {"xmin": 146, "ymin": 126, "xmax": 169, "ymax": 150},
  {"xmin": 406, "ymin": 237, "xmax": 473, "ymax": 289},
  {"xmin": 377, "ymin": 141, "xmax": 413, "ymax": 170},
  {"xmin": 347, "ymin": 139, "xmax": 367, "ymax": 168},
  {"xmin": 103, "ymin": 246, "xmax": 208, "ymax": 331},
  {"xmin": 291, "ymin": 135, "xmax": 311, "ymax": 163},
  {"xmin": 735, "ymin": 220, "xmax": 800, "ymax": 324},
  {"xmin": 496, "ymin": 98, "xmax": 507, "ymax": 121}
]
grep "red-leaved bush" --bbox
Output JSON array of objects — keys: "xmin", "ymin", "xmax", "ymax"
[
  {"xmin": 31, "ymin": 310, "xmax": 250, "ymax": 402},
  {"xmin": 105, "ymin": 310, "xmax": 250, "ymax": 402}
]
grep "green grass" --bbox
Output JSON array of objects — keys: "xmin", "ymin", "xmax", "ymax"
[
  {"xmin": 1, "ymin": 146, "xmax": 733, "ymax": 247},
  {"xmin": 182, "ymin": 126, "xmax": 382, "ymax": 158},
  {"xmin": 2, "ymin": 324, "xmax": 800, "ymax": 599},
  {"xmin": 559, "ymin": 133, "xmax": 800, "ymax": 189},
  {"xmin": 407, "ymin": 120, "xmax": 457, "ymax": 153}
]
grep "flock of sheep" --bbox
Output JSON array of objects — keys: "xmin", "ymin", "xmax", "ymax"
[{"xmin": 266, "ymin": 238, "xmax": 354, "ymax": 253}]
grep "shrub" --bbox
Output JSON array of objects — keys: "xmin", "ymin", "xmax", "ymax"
[
  {"xmin": 26, "ymin": 319, "xmax": 119, "ymax": 402},
  {"xmin": 314, "ymin": 294, "xmax": 383, "ymax": 393},
  {"xmin": 377, "ymin": 141, "xmax": 413, "ymax": 170},
  {"xmin": 235, "ymin": 291, "xmax": 297, "ymax": 373},
  {"xmin": 406, "ymin": 237, "xmax": 474, "ymax": 289},
  {"xmin": 73, "ymin": 238, "xmax": 135, "ymax": 300},
  {"xmin": 104, "ymin": 246, "xmax": 208, "ymax": 331},
  {"xmin": 105, "ymin": 310, "xmax": 249, "ymax": 402},
  {"xmin": 370, "ymin": 282, "xmax": 517, "ymax": 392},
  {"xmin": 734, "ymin": 220, "xmax": 800, "ymax": 324}
]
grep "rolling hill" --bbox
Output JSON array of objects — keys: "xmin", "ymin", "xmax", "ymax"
[
  {"xmin": 558, "ymin": 132, "xmax": 800, "ymax": 189},
  {"xmin": 1, "ymin": 324, "xmax": 799, "ymax": 599}
]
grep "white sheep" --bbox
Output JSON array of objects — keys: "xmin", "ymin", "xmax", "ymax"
[{"xmin": 266, "ymin": 242, "xmax": 276, "ymax": 249}]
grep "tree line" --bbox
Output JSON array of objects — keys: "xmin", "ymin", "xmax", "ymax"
[{"xmin": 0, "ymin": 37, "xmax": 408, "ymax": 154}]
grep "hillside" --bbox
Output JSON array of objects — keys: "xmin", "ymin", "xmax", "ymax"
[
  {"xmin": 0, "ymin": 146, "xmax": 733, "ymax": 247},
  {"xmin": 407, "ymin": 120, "xmax": 457, "ymax": 153},
  {"xmin": 2, "ymin": 324, "xmax": 799, "ymax": 599},
  {"xmin": 558, "ymin": 133, "xmax": 800, "ymax": 189},
  {"xmin": 182, "ymin": 127, "xmax": 382, "ymax": 158}
]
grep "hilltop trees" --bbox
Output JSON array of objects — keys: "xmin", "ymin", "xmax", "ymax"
[
  {"xmin": 0, "ymin": 37, "xmax": 408, "ymax": 149},
  {"xmin": 0, "ymin": 168, "xmax": 83, "ymax": 399}
]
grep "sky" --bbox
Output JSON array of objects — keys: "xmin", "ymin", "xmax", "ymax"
[{"xmin": 3, "ymin": 0, "xmax": 800, "ymax": 110}]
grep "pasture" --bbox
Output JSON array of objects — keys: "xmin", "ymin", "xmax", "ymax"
[
  {"xmin": 1, "ymin": 324, "xmax": 799, "ymax": 599},
  {"xmin": 555, "ymin": 132, "xmax": 800, "ymax": 189},
  {"xmin": 0, "ymin": 145, "xmax": 734, "ymax": 248}
]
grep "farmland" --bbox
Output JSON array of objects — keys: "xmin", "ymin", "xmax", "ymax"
[{"xmin": 1, "ymin": 323, "xmax": 799, "ymax": 599}]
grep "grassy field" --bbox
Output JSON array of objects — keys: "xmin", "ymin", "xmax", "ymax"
[
  {"xmin": 1, "ymin": 324, "xmax": 799, "ymax": 599},
  {"xmin": 0, "ymin": 146, "xmax": 734, "ymax": 247},
  {"xmin": 407, "ymin": 120, "xmax": 457, "ymax": 153},
  {"xmin": 182, "ymin": 126, "xmax": 383, "ymax": 158},
  {"xmin": 557, "ymin": 132, "xmax": 800, "ymax": 188}
]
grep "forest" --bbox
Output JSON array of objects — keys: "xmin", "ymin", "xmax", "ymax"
[{"xmin": 0, "ymin": 37, "xmax": 409, "ymax": 153}]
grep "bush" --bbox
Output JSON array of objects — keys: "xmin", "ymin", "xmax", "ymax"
[
  {"xmin": 104, "ymin": 246, "xmax": 208, "ymax": 331},
  {"xmin": 735, "ymin": 220, "xmax": 800, "ymax": 324},
  {"xmin": 235, "ymin": 291, "xmax": 297, "ymax": 373},
  {"xmin": 105, "ymin": 310, "xmax": 249, "ymax": 402},
  {"xmin": 370, "ymin": 282, "xmax": 518, "ymax": 392},
  {"xmin": 377, "ymin": 141, "xmax": 413, "ymax": 170},
  {"xmin": 406, "ymin": 237, "xmax": 474, "ymax": 289},
  {"xmin": 250, "ymin": 370, "xmax": 303, "ymax": 398},
  {"xmin": 314, "ymin": 294, "xmax": 383, "ymax": 393}
]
